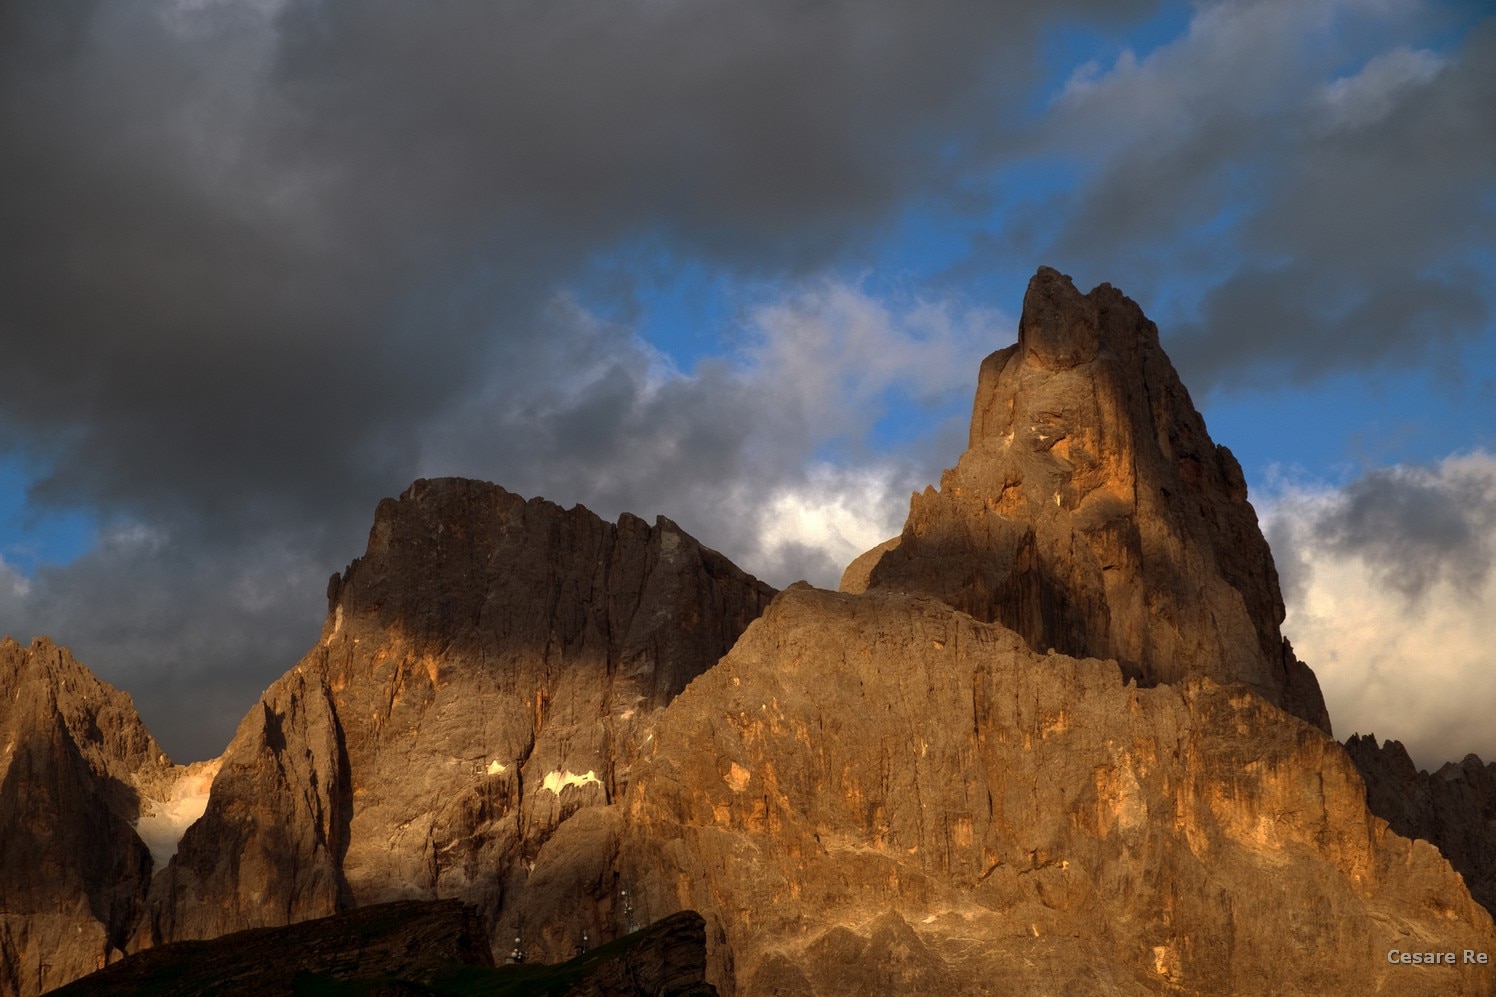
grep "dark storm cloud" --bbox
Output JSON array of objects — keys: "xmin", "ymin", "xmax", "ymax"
[
  {"xmin": 0, "ymin": 0, "xmax": 1147, "ymax": 521},
  {"xmin": 1263, "ymin": 452, "xmax": 1496, "ymax": 768},
  {"xmin": 1168, "ymin": 266, "xmax": 1486, "ymax": 390},
  {"xmin": 1024, "ymin": 3, "xmax": 1496, "ymax": 394},
  {"xmin": 4, "ymin": 0, "xmax": 1130, "ymax": 757},
  {"xmin": 1267, "ymin": 452, "xmax": 1496, "ymax": 614},
  {"xmin": 1315, "ymin": 463, "xmax": 1496, "ymax": 601},
  {"xmin": 3, "ymin": 518, "xmax": 332, "ymax": 760}
]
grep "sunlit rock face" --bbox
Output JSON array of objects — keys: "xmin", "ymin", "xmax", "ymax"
[
  {"xmin": 846, "ymin": 267, "xmax": 1331, "ymax": 734},
  {"xmin": 0, "ymin": 638, "xmax": 174, "ymax": 996},
  {"xmin": 612, "ymin": 585, "xmax": 1493, "ymax": 994},
  {"xmin": 136, "ymin": 478, "xmax": 776, "ymax": 954}
]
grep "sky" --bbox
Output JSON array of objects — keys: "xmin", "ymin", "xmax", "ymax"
[{"xmin": 1, "ymin": 0, "xmax": 1493, "ymax": 768}]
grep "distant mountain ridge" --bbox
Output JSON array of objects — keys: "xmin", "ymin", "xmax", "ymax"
[{"xmin": 5, "ymin": 268, "xmax": 1495, "ymax": 995}]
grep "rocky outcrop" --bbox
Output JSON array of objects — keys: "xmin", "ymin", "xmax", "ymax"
[
  {"xmin": 1346, "ymin": 734, "xmax": 1496, "ymax": 916},
  {"xmin": 550, "ymin": 909, "xmax": 716, "ymax": 997},
  {"xmin": 612, "ymin": 585, "xmax": 1494, "ymax": 994},
  {"xmin": 0, "ymin": 638, "xmax": 176, "ymax": 997},
  {"xmin": 845, "ymin": 267, "xmax": 1330, "ymax": 733},
  {"xmin": 56, "ymin": 899, "xmax": 493, "ymax": 995},
  {"xmin": 139, "ymin": 479, "xmax": 776, "ymax": 956}
]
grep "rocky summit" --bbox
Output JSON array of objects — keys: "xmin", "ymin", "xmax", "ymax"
[
  {"xmin": 4, "ymin": 268, "xmax": 1495, "ymax": 995},
  {"xmin": 843, "ymin": 267, "xmax": 1329, "ymax": 733},
  {"xmin": 136, "ymin": 479, "xmax": 776, "ymax": 951}
]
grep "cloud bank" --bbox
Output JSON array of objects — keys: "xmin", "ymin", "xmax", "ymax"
[{"xmin": 1265, "ymin": 451, "xmax": 1496, "ymax": 769}]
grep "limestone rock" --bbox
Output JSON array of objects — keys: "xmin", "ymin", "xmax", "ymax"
[
  {"xmin": 141, "ymin": 479, "xmax": 775, "ymax": 957},
  {"xmin": 847, "ymin": 267, "xmax": 1331, "ymax": 733},
  {"xmin": 0, "ymin": 638, "xmax": 174, "ymax": 997},
  {"xmin": 615, "ymin": 585, "xmax": 1494, "ymax": 994},
  {"xmin": 1346, "ymin": 733, "xmax": 1496, "ymax": 916},
  {"xmin": 135, "ymin": 667, "xmax": 352, "ymax": 946}
]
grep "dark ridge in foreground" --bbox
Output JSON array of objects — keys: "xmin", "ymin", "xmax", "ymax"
[
  {"xmin": 51, "ymin": 900, "xmax": 492, "ymax": 995},
  {"xmin": 53, "ymin": 901, "xmax": 714, "ymax": 996}
]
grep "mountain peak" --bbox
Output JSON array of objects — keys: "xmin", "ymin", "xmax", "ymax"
[
  {"xmin": 851, "ymin": 267, "xmax": 1331, "ymax": 731},
  {"xmin": 1010, "ymin": 265, "xmax": 1116, "ymax": 372}
]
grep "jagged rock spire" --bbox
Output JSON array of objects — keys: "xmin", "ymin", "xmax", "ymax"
[{"xmin": 846, "ymin": 266, "xmax": 1331, "ymax": 732}]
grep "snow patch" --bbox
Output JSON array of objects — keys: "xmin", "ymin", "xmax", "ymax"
[
  {"xmin": 539, "ymin": 769, "xmax": 601, "ymax": 795},
  {"xmin": 324, "ymin": 605, "xmax": 344, "ymax": 646},
  {"xmin": 134, "ymin": 759, "xmax": 222, "ymax": 871},
  {"xmin": 487, "ymin": 759, "xmax": 507, "ymax": 775}
]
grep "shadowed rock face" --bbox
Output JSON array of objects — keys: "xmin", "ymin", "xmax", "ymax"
[
  {"xmin": 55, "ymin": 904, "xmax": 714, "ymax": 997},
  {"xmin": 0, "ymin": 638, "xmax": 170, "ymax": 997},
  {"xmin": 137, "ymin": 479, "xmax": 776, "ymax": 957},
  {"xmin": 845, "ymin": 267, "xmax": 1331, "ymax": 733},
  {"xmin": 53, "ymin": 900, "xmax": 493, "ymax": 996},
  {"xmin": 1346, "ymin": 734, "xmax": 1496, "ymax": 917}
]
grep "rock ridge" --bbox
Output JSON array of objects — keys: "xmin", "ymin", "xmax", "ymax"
[
  {"xmin": 54, "ymin": 899, "xmax": 493, "ymax": 995},
  {"xmin": 1346, "ymin": 733, "xmax": 1496, "ymax": 917},
  {"xmin": 136, "ymin": 478, "xmax": 777, "ymax": 962}
]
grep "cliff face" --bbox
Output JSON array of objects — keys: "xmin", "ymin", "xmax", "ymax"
[
  {"xmin": 137, "ymin": 479, "xmax": 776, "ymax": 953},
  {"xmin": 0, "ymin": 638, "xmax": 170, "ymax": 996},
  {"xmin": 845, "ymin": 267, "xmax": 1330, "ymax": 733},
  {"xmin": 135, "ymin": 666, "xmax": 352, "ymax": 945},
  {"xmin": 610, "ymin": 585, "xmax": 1493, "ymax": 994}
]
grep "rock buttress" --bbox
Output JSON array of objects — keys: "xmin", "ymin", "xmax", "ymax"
[{"xmin": 1346, "ymin": 733, "xmax": 1496, "ymax": 917}]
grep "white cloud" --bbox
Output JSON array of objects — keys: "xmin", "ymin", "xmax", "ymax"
[
  {"xmin": 416, "ymin": 277, "xmax": 1003, "ymax": 591},
  {"xmin": 1318, "ymin": 47, "xmax": 1445, "ymax": 130},
  {"xmin": 704, "ymin": 283, "xmax": 1004, "ymax": 585},
  {"xmin": 0, "ymin": 556, "xmax": 31, "ymax": 602},
  {"xmin": 740, "ymin": 279, "xmax": 1006, "ymax": 443},
  {"xmin": 1050, "ymin": 0, "xmax": 1360, "ymax": 143},
  {"xmin": 1263, "ymin": 451, "xmax": 1496, "ymax": 769},
  {"xmin": 745, "ymin": 462, "xmax": 911, "ymax": 587}
]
